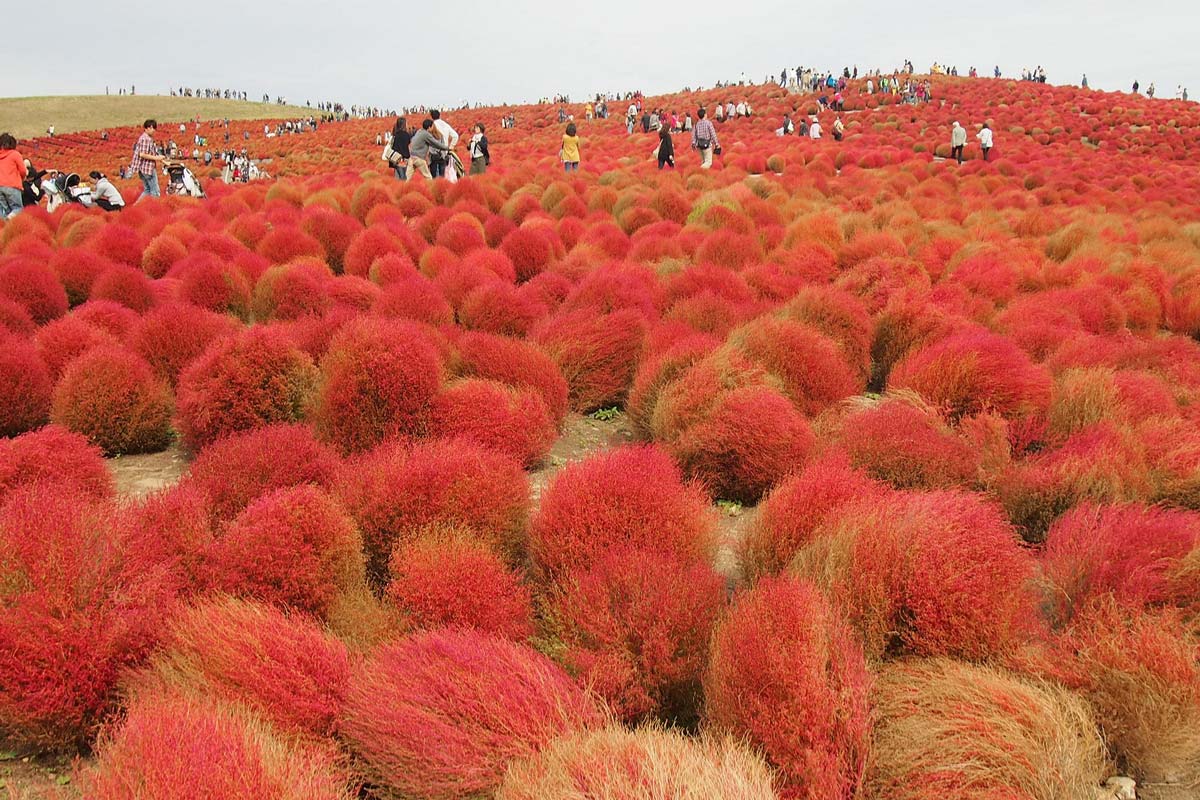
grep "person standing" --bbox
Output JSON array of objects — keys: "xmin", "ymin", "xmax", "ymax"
[
  {"xmin": 832, "ymin": 115, "xmax": 845, "ymax": 141},
  {"xmin": 656, "ymin": 126, "xmax": 674, "ymax": 169},
  {"xmin": 390, "ymin": 117, "xmax": 412, "ymax": 180},
  {"xmin": 809, "ymin": 116, "xmax": 822, "ymax": 139},
  {"xmin": 89, "ymin": 171, "xmax": 126, "ymax": 212},
  {"xmin": 976, "ymin": 122, "xmax": 994, "ymax": 161},
  {"xmin": 408, "ymin": 119, "xmax": 448, "ymax": 180},
  {"xmin": 690, "ymin": 107, "xmax": 718, "ymax": 169},
  {"xmin": 430, "ymin": 110, "xmax": 459, "ymax": 179},
  {"xmin": 131, "ymin": 119, "xmax": 166, "ymax": 201},
  {"xmin": 1082, "ymin": 74, "xmax": 1089, "ymax": 89},
  {"xmin": 468, "ymin": 123, "xmax": 490, "ymax": 175},
  {"xmin": 951, "ymin": 120, "xmax": 967, "ymax": 164},
  {"xmin": 1147, "ymin": 82, "xmax": 1156, "ymax": 98},
  {"xmin": 560, "ymin": 122, "xmax": 581, "ymax": 172},
  {"xmin": 1132, "ymin": 80, "xmax": 1140, "ymax": 94},
  {"xmin": 0, "ymin": 133, "xmax": 26, "ymax": 219}
]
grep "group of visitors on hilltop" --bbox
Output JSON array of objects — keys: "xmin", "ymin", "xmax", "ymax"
[{"xmin": 385, "ymin": 111, "xmax": 490, "ymax": 182}]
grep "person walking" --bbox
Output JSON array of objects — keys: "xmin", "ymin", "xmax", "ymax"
[
  {"xmin": 468, "ymin": 123, "xmax": 490, "ymax": 175},
  {"xmin": 0, "ymin": 133, "xmax": 26, "ymax": 219},
  {"xmin": 832, "ymin": 115, "xmax": 845, "ymax": 141},
  {"xmin": 131, "ymin": 119, "xmax": 166, "ymax": 201},
  {"xmin": 951, "ymin": 120, "xmax": 967, "ymax": 164},
  {"xmin": 560, "ymin": 122, "xmax": 581, "ymax": 172},
  {"xmin": 390, "ymin": 117, "xmax": 412, "ymax": 180},
  {"xmin": 408, "ymin": 118, "xmax": 449, "ymax": 180},
  {"xmin": 656, "ymin": 126, "xmax": 674, "ymax": 169},
  {"xmin": 690, "ymin": 107, "xmax": 719, "ymax": 169},
  {"xmin": 89, "ymin": 171, "xmax": 126, "ymax": 212},
  {"xmin": 976, "ymin": 122, "xmax": 994, "ymax": 161}
]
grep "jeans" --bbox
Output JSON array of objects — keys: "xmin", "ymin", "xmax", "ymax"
[
  {"xmin": 563, "ymin": 161, "xmax": 579, "ymax": 173},
  {"xmin": 394, "ymin": 164, "xmax": 408, "ymax": 180},
  {"xmin": 0, "ymin": 186, "xmax": 22, "ymax": 218},
  {"xmin": 138, "ymin": 170, "xmax": 160, "ymax": 200},
  {"xmin": 429, "ymin": 157, "xmax": 446, "ymax": 178},
  {"xmin": 951, "ymin": 144, "xmax": 964, "ymax": 163}
]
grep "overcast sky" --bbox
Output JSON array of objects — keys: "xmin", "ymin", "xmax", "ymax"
[{"xmin": 6, "ymin": 0, "xmax": 1197, "ymax": 109}]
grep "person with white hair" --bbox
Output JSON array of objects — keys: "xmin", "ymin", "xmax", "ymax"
[
  {"xmin": 951, "ymin": 120, "xmax": 967, "ymax": 164},
  {"xmin": 809, "ymin": 116, "xmax": 822, "ymax": 140}
]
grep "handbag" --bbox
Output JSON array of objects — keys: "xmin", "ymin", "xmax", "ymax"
[
  {"xmin": 382, "ymin": 144, "xmax": 403, "ymax": 166},
  {"xmin": 695, "ymin": 136, "xmax": 711, "ymax": 150},
  {"xmin": 713, "ymin": 144, "xmax": 723, "ymax": 156}
]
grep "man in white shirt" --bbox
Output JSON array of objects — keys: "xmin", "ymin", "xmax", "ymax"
[
  {"xmin": 430, "ymin": 109, "xmax": 459, "ymax": 179},
  {"xmin": 951, "ymin": 121, "xmax": 967, "ymax": 164},
  {"xmin": 809, "ymin": 117, "xmax": 822, "ymax": 139},
  {"xmin": 976, "ymin": 123, "xmax": 993, "ymax": 161},
  {"xmin": 88, "ymin": 171, "xmax": 125, "ymax": 212}
]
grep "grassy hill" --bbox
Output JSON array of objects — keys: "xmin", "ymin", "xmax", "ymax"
[{"xmin": 0, "ymin": 95, "xmax": 315, "ymax": 140}]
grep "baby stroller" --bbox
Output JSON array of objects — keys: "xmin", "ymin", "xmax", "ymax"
[
  {"xmin": 164, "ymin": 161, "xmax": 205, "ymax": 198},
  {"xmin": 44, "ymin": 173, "xmax": 94, "ymax": 213}
]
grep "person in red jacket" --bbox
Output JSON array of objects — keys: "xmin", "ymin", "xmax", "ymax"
[{"xmin": 0, "ymin": 133, "xmax": 26, "ymax": 219}]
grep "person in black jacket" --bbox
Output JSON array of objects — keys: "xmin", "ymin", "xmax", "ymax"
[
  {"xmin": 390, "ymin": 117, "xmax": 412, "ymax": 180},
  {"xmin": 468, "ymin": 123, "xmax": 490, "ymax": 175},
  {"xmin": 21, "ymin": 160, "xmax": 47, "ymax": 207},
  {"xmin": 657, "ymin": 127, "xmax": 674, "ymax": 169}
]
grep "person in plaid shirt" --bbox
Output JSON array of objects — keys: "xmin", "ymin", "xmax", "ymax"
[
  {"xmin": 130, "ymin": 119, "xmax": 165, "ymax": 200},
  {"xmin": 690, "ymin": 107, "xmax": 719, "ymax": 169}
]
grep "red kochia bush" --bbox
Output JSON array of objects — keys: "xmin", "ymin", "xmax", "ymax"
[
  {"xmin": 340, "ymin": 628, "xmax": 604, "ymax": 800},
  {"xmin": 890, "ymin": 330, "xmax": 1052, "ymax": 438},
  {"xmin": 672, "ymin": 385, "xmax": 815, "ymax": 503},
  {"xmin": 455, "ymin": 331, "xmax": 569, "ymax": 424},
  {"xmin": 131, "ymin": 302, "xmax": 242, "ymax": 385},
  {"xmin": 175, "ymin": 326, "xmax": 319, "ymax": 451},
  {"xmin": 0, "ymin": 487, "xmax": 174, "ymax": 750},
  {"xmin": 172, "ymin": 252, "xmax": 254, "ymax": 318},
  {"xmin": 0, "ymin": 424, "xmax": 114, "ymax": 501},
  {"xmin": 50, "ymin": 248, "xmax": 117, "ymax": 305},
  {"xmin": 430, "ymin": 379, "xmax": 557, "ymax": 468},
  {"xmin": 50, "ymin": 346, "xmax": 174, "ymax": 455},
  {"xmin": 0, "ymin": 256, "xmax": 68, "ymax": 323},
  {"xmin": 0, "ymin": 333, "xmax": 52, "ymax": 437},
  {"xmin": 704, "ymin": 577, "xmax": 872, "ymax": 800},
  {"xmin": 532, "ymin": 307, "xmax": 648, "ymax": 412},
  {"xmin": 34, "ymin": 315, "xmax": 118, "ymax": 379},
  {"xmin": 501, "ymin": 226, "xmax": 558, "ymax": 281},
  {"xmin": 91, "ymin": 264, "xmax": 156, "ymax": 312},
  {"xmin": 80, "ymin": 690, "xmax": 352, "ymax": 800},
  {"xmin": 729, "ymin": 317, "xmax": 861, "ymax": 416},
  {"xmin": 792, "ymin": 490, "xmax": 1040, "ymax": 661},
  {"xmin": 72, "ymin": 299, "xmax": 140, "ymax": 338},
  {"xmin": 529, "ymin": 445, "xmax": 715, "ymax": 578},
  {"xmin": 335, "ymin": 438, "xmax": 529, "ymax": 585},
  {"xmin": 131, "ymin": 597, "xmax": 352, "ymax": 739},
  {"xmin": 184, "ymin": 423, "xmax": 341, "ymax": 520},
  {"xmin": 459, "ymin": 281, "xmax": 549, "ymax": 337},
  {"xmin": 837, "ymin": 396, "xmax": 980, "ymax": 489},
  {"xmin": 1040, "ymin": 503, "xmax": 1200, "ymax": 623},
  {"xmin": 545, "ymin": 547, "xmax": 726, "ymax": 724},
  {"xmin": 0, "ymin": 297, "xmax": 35, "ymax": 335},
  {"xmin": 206, "ymin": 486, "xmax": 365, "ymax": 618},
  {"xmin": 386, "ymin": 528, "xmax": 535, "ymax": 641},
  {"xmin": 742, "ymin": 455, "xmax": 887, "ymax": 583},
  {"xmin": 311, "ymin": 317, "xmax": 443, "ymax": 453}
]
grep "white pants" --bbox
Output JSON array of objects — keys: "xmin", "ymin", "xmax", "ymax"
[{"xmin": 699, "ymin": 146, "xmax": 713, "ymax": 168}]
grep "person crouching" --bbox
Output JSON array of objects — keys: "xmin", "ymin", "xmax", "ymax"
[{"xmin": 89, "ymin": 171, "xmax": 125, "ymax": 212}]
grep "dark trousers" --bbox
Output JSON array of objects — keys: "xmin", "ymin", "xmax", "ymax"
[
  {"xmin": 95, "ymin": 199, "xmax": 123, "ymax": 212},
  {"xmin": 952, "ymin": 144, "xmax": 964, "ymax": 163},
  {"xmin": 429, "ymin": 158, "xmax": 446, "ymax": 178},
  {"xmin": 982, "ymin": 146, "xmax": 991, "ymax": 161},
  {"xmin": 658, "ymin": 155, "xmax": 674, "ymax": 169}
]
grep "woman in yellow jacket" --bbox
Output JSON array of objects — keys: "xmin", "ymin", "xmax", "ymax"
[{"xmin": 560, "ymin": 123, "xmax": 581, "ymax": 172}]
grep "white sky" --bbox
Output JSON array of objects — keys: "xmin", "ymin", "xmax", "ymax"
[{"xmin": 6, "ymin": 0, "xmax": 1198, "ymax": 108}]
